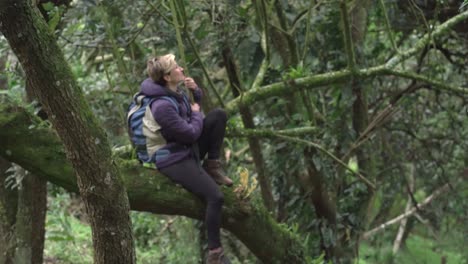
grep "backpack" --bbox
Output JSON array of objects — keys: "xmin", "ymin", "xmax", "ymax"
[{"xmin": 127, "ymin": 93, "xmax": 179, "ymax": 164}]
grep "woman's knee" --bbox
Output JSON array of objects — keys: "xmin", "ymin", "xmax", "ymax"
[
  {"xmin": 208, "ymin": 190, "xmax": 224, "ymax": 205},
  {"xmin": 210, "ymin": 108, "xmax": 227, "ymax": 123}
]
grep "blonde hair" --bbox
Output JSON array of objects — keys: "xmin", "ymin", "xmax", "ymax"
[{"xmin": 147, "ymin": 54, "xmax": 177, "ymax": 84}]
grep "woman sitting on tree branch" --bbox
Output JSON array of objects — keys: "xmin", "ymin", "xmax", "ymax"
[{"xmin": 139, "ymin": 54, "xmax": 232, "ymax": 264}]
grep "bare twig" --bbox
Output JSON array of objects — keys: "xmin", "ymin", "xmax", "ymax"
[
  {"xmin": 363, "ymin": 183, "xmax": 450, "ymax": 239},
  {"xmin": 392, "ymin": 164, "xmax": 414, "ymax": 254},
  {"xmin": 273, "ymin": 134, "xmax": 376, "ymax": 190}
]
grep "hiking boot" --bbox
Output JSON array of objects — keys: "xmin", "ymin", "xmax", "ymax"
[
  {"xmin": 203, "ymin": 159, "xmax": 233, "ymax": 187},
  {"xmin": 206, "ymin": 248, "xmax": 231, "ymax": 264}
]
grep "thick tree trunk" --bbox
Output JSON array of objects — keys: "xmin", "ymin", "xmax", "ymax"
[
  {"xmin": 13, "ymin": 166, "xmax": 47, "ymax": 264},
  {"xmin": 30, "ymin": 176, "xmax": 47, "ymax": 264},
  {"xmin": 0, "ymin": 54, "xmax": 17, "ymax": 264},
  {"xmin": 0, "ymin": 1, "xmax": 135, "ymax": 263},
  {"xmin": 0, "ymin": 105, "xmax": 308, "ymax": 264},
  {"xmin": 22, "ymin": 80, "xmax": 47, "ymax": 264},
  {"xmin": 14, "ymin": 167, "xmax": 33, "ymax": 264},
  {"xmin": 0, "ymin": 158, "xmax": 17, "ymax": 264}
]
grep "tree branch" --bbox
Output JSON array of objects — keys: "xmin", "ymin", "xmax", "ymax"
[
  {"xmin": 272, "ymin": 134, "xmax": 376, "ymax": 190},
  {"xmin": 224, "ymin": 10, "xmax": 468, "ymax": 114},
  {"xmin": 227, "ymin": 126, "xmax": 317, "ymax": 138},
  {"xmin": 0, "ymin": 104, "xmax": 307, "ymax": 264},
  {"xmin": 385, "ymin": 10, "xmax": 468, "ymax": 69},
  {"xmin": 392, "ymin": 164, "xmax": 414, "ymax": 254},
  {"xmin": 362, "ymin": 183, "xmax": 450, "ymax": 239},
  {"xmin": 384, "ymin": 68, "xmax": 468, "ymax": 94},
  {"xmin": 112, "ymin": 125, "xmax": 372, "ymax": 190}
]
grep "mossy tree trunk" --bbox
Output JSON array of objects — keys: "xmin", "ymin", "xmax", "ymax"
[
  {"xmin": 17, "ymin": 87, "xmax": 48, "ymax": 264},
  {"xmin": 3, "ymin": 2, "xmax": 60, "ymax": 259},
  {"xmin": 0, "ymin": 54, "xmax": 17, "ymax": 264},
  {"xmin": 10, "ymin": 165, "xmax": 47, "ymax": 264},
  {"xmin": 0, "ymin": 158, "xmax": 17, "ymax": 264},
  {"xmin": 15, "ymin": 168, "xmax": 47, "ymax": 264},
  {"xmin": 0, "ymin": 1, "xmax": 136, "ymax": 263}
]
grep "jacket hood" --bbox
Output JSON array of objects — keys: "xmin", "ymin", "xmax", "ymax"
[{"xmin": 140, "ymin": 78, "xmax": 168, "ymax": 97}]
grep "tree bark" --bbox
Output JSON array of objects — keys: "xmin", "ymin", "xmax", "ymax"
[
  {"xmin": 12, "ymin": 166, "xmax": 47, "ymax": 264},
  {"xmin": 0, "ymin": 158, "xmax": 17, "ymax": 264},
  {"xmin": 0, "ymin": 105, "xmax": 308, "ymax": 264},
  {"xmin": 0, "ymin": 1, "xmax": 135, "ymax": 263},
  {"xmin": 14, "ymin": 167, "xmax": 33, "ymax": 264},
  {"xmin": 0, "ymin": 52, "xmax": 17, "ymax": 264},
  {"xmin": 23, "ymin": 62, "xmax": 47, "ymax": 264}
]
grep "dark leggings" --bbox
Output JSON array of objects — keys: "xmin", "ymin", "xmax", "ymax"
[
  {"xmin": 198, "ymin": 108, "xmax": 227, "ymax": 160},
  {"xmin": 160, "ymin": 109, "xmax": 227, "ymax": 249}
]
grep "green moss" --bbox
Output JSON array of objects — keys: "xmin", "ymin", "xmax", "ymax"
[{"xmin": 0, "ymin": 105, "xmax": 18, "ymax": 125}]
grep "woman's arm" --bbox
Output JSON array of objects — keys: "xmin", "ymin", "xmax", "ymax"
[{"xmin": 152, "ymin": 100, "xmax": 203, "ymax": 144}]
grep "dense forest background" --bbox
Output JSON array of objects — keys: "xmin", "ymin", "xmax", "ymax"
[{"xmin": 0, "ymin": 0, "xmax": 467, "ymax": 263}]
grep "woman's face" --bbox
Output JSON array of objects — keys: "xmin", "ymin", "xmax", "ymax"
[{"xmin": 165, "ymin": 63, "xmax": 185, "ymax": 85}]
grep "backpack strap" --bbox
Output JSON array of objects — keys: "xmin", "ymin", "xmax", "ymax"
[
  {"xmin": 156, "ymin": 96, "xmax": 179, "ymax": 114},
  {"xmin": 181, "ymin": 94, "xmax": 191, "ymax": 116},
  {"xmin": 127, "ymin": 92, "xmax": 150, "ymax": 124}
]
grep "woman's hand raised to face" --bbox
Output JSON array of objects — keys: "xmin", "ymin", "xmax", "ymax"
[
  {"xmin": 191, "ymin": 103, "xmax": 200, "ymax": 112},
  {"xmin": 184, "ymin": 77, "xmax": 198, "ymax": 91}
]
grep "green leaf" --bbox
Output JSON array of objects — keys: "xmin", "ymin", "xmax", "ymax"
[
  {"xmin": 41, "ymin": 2, "xmax": 54, "ymax": 12},
  {"xmin": 48, "ymin": 10, "xmax": 61, "ymax": 32}
]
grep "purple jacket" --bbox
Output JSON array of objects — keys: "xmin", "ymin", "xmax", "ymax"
[{"xmin": 139, "ymin": 78, "xmax": 203, "ymax": 169}]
